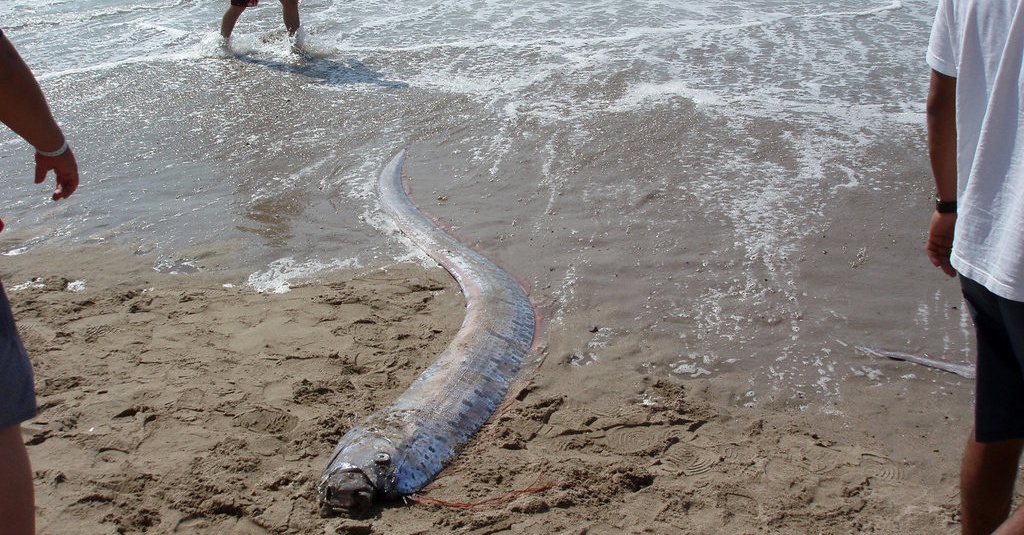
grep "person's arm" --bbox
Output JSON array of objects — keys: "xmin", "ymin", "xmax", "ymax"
[
  {"xmin": 926, "ymin": 69, "xmax": 957, "ymax": 277},
  {"xmin": 0, "ymin": 32, "xmax": 78, "ymax": 205}
]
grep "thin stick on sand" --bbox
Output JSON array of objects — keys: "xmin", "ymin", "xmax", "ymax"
[{"xmin": 856, "ymin": 346, "xmax": 976, "ymax": 379}]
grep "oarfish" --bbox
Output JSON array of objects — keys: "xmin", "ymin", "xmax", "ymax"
[
  {"xmin": 317, "ymin": 150, "xmax": 536, "ymax": 515},
  {"xmin": 856, "ymin": 345, "xmax": 976, "ymax": 379}
]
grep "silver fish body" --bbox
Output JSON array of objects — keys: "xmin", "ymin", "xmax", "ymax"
[{"xmin": 318, "ymin": 151, "xmax": 536, "ymax": 515}]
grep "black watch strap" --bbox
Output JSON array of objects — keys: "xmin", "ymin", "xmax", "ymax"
[{"xmin": 936, "ymin": 198, "xmax": 957, "ymax": 214}]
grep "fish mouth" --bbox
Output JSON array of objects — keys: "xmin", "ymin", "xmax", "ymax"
[{"xmin": 318, "ymin": 469, "xmax": 376, "ymax": 517}]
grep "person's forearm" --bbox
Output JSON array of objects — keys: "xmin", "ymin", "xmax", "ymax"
[
  {"xmin": 927, "ymin": 69, "xmax": 957, "ymax": 202},
  {"xmin": 0, "ymin": 33, "xmax": 65, "ymax": 153}
]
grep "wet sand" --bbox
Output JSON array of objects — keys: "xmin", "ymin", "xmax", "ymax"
[{"xmin": 2, "ymin": 242, "xmax": 990, "ymax": 534}]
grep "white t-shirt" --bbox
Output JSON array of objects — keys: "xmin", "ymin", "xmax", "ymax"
[{"xmin": 928, "ymin": 0, "xmax": 1024, "ymax": 301}]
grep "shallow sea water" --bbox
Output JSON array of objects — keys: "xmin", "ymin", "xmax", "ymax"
[{"xmin": 0, "ymin": 0, "xmax": 971, "ymax": 409}]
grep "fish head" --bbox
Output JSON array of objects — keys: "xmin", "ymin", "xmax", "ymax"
[
  {"xmin": 318, "ymin": 469, "xmax": 375, "ymax": 516},
  {"xmin": 318, "ymin": 436, "xmax": 398, "ymax": 516}
]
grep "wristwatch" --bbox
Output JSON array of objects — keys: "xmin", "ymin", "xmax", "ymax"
[{"xmin": 936, "ymin": 197, "xmax": 957, "ymax": 214}]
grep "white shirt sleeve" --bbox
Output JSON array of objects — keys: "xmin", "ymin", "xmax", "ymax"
[{"xmin": 928, "ymin": 0, "xmax": 959, "ymax": 77}]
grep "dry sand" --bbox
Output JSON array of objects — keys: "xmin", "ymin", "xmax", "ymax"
[{"xmin": 3, "ymin": 243, "xmax": 992, "ymax": 534}]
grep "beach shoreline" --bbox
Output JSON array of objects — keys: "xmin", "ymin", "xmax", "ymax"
[{"xmin": 3, "ymin": 243, "xmax": 982, "ymax": 534}]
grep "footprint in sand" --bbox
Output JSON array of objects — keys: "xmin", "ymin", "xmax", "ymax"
[
  {"xmin": 600, "ymin": 425, "xmax": 681, "ymax": 456},
  {"xmin": 233, "ymin": 406, "xmax": 298, "ymax": 435},
  {"xmin": 859, "ymin": 451, "xmax": 903, "ymax": 481},
  {"xmin": 659, "ymin": 442, "xmax": 720, "ymax": 476}
]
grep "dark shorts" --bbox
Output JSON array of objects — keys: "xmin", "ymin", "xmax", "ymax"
[
  {"xmin": 231, "ymin": 0, "xmax": 259, "ymax": 6},
  {"xmin": 0, "ymin": 281, "xmax": 35, "ymax": 430},
  {"xmin": 962, "ymin": 276, "xmax": 1024, "ymax": 442}
]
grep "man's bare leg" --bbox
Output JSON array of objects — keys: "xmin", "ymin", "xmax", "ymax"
[
  {"xmin": 0, "ymin": 424, "xmax": 34, "ymax": 535},
  {"xmin": 221, "ymin": 5, "xmax": 247, "ymax": 39},
  {"xmin": 280, "ymin": 0, "xmax": 300, "ymax": 36},
  {"xmin": 960, "ymin": 429, "xmax": 1024, "ymax": 534},
  {"xmin": 994, "ymin": 507, "xmax": 1024, "ymax": 535}
]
